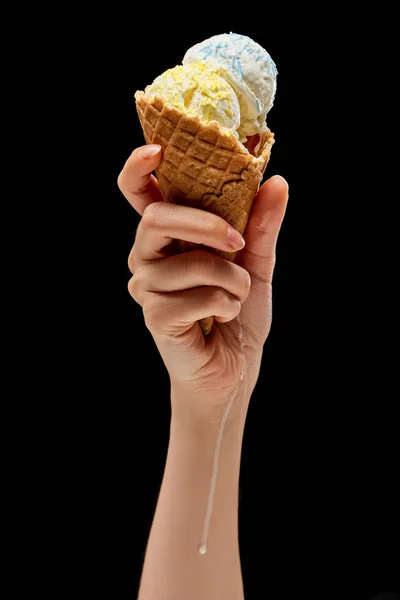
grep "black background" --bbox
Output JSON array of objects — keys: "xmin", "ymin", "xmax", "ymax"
[
  {"xmin": 99, "ymin": 25, "xmax": 290, "ymax": 598},
  {"xmin": 23, "ymin": 14, "xmax": 399, "ymax": 599}
]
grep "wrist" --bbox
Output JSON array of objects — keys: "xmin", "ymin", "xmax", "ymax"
[
  {"xmin": 170, "ymin": 408, "xmax": 246, "ymax": 449},
  {"xmin": 170, "ymin": 381, "xmax": 251, "ymax": 434},
  {"xmin": 169, "ymin": 356, "xmax": 261, "ymax": 428}
]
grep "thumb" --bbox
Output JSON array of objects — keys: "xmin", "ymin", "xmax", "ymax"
[
  {"xmin": 240, "ymin": 175, "xmax": 288, "ymax": 283},
  {"xmin": 117, "ymin": 144, "xmax": 164, "ymax": 215}
]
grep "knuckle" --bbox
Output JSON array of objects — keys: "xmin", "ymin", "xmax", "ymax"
[
  {"xmin": 127, "ymin": 267, "xmax": 145, "ymax": 305},
  {"xmin": 211, "ymin": 286, "xmax": 240, "ymax": 319},
  {"xmin": 240, "ymin": 267, "xmax": 252, "ymax": 299},
  {"xmin": 117, "ymin": 172, "xmax": 124, "ymax": 192},
  {"xmin": 143, "ymin": 296, "xmax": 162, "ymax": 330},
  {"xmin": 141, "ymin": 201, "xmax": 164, "ymax": 231},
  {"xmin": 127, "ymin": 248, "xmax": 136, "ymax": 274},
  {"xmin": 117, "ymin": 168, "xmax": 129, "ymax": 193},
  {"xmin": 229, "ymin": 299, "xmax": 242, "ymax": 319},
  {"xmin": 127, "ymin": 276, "xmax": 140, "ymax": 304},
  {"xmin": 127, "ymin": 276, "xmax": 135, "ymax": 297},
  {"xmin": 212, "ymin": 287, "xmax": 228, "ymax": 306},
  {"xmin": 229, "ymin": 264, "xmax": 251, "ymax": 302}
]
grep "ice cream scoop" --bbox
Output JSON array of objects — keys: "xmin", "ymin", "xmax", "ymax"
[
  {"xmin": 135, "ymin": 32, "xmax": 276, "ymax": 335},
  {"xmin": 183, "ymin": 32, "xmax": 277, "ymax": 141},
  {"xmin": 146, "ymin": 62, "xmax": 240, "ymax": 134}
]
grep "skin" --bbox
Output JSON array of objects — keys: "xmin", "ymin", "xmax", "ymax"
[{"xmin": 118, "ymin": 143, "xmax": 288, "ymax": 600}]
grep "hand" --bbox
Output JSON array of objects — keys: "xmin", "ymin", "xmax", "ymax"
[{"xmin": 118, "ymin": 144, "xmax": 288, "ymax": 424}]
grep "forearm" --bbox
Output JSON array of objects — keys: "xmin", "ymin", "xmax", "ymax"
[{"xmin": 137, "ymin": 400, "xmax": 248, "ymax": 600}]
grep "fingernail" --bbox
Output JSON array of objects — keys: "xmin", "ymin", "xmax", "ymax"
[
  {"xmin": 138, "ymin": 144, "xmax": 161, "ymax": 158},
  {"xmin": 227, "ymin": 227, "xmax": 245, "ymax": 250}
]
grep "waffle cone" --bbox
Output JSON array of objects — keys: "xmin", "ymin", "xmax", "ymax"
[{"xmin": 135, "ymin": 90, "xmax": 274, "ymax": 335}]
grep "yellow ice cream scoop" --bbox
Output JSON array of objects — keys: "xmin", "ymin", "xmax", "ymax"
[{"xmin": 146, "ymin": 63, "xmax": 240, "ymax": 134}]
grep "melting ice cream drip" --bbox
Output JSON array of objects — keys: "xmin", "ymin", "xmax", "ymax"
[{"xmin": 199, "ymin": 316, "xmax": 246, "ymax": 555}]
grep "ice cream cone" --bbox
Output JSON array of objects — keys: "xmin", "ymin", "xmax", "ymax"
[{"xmin": 135, "ymin": 91, "xmax": 274, "ymax": 335}]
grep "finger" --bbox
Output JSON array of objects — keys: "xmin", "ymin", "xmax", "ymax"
[
  {"xmin": 117, "ymin": 145, "xmax": 164, "ymax": 214},
  {"xmin": 128, "ymin": 250, "xmax": 251, "ymax": 306},
  {"xmin": 240, "ymin": 175, "xmax": 288, "ymax": 284},
  {"xmin": 134, "ymin": 202, "xmax": 245, "ymax": 262},
  {"xmin": 141, "ymin": 287, "xmax": 242, "ymax": 334}
]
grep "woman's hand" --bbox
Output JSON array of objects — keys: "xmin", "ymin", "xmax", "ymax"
[{"xmin": 118, "ymin": 144, "xmax": 288, "ymax": 423}]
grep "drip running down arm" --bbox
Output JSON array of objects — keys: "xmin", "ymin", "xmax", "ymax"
[{"xmin": 137, "ymin": 381, "xmax": 249, "ymax": 600}]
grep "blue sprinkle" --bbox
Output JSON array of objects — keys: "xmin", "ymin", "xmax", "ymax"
[
  {"xmin": 199, "ymin": 44, "xmax": 213, "ymax": 58},
  {"xmin": 237, "ymin": 57, "xmax": 243, "ymax": 80}
]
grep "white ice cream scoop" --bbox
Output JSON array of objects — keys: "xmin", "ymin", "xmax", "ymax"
[{"xmin": 183, "ymin": 32, "xmax": 277, "ymax": 141}]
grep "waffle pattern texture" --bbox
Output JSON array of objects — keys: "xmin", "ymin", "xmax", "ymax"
[{"xmin": 135, "ymin": 91, "xmax": 274, "ymax": 335}]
